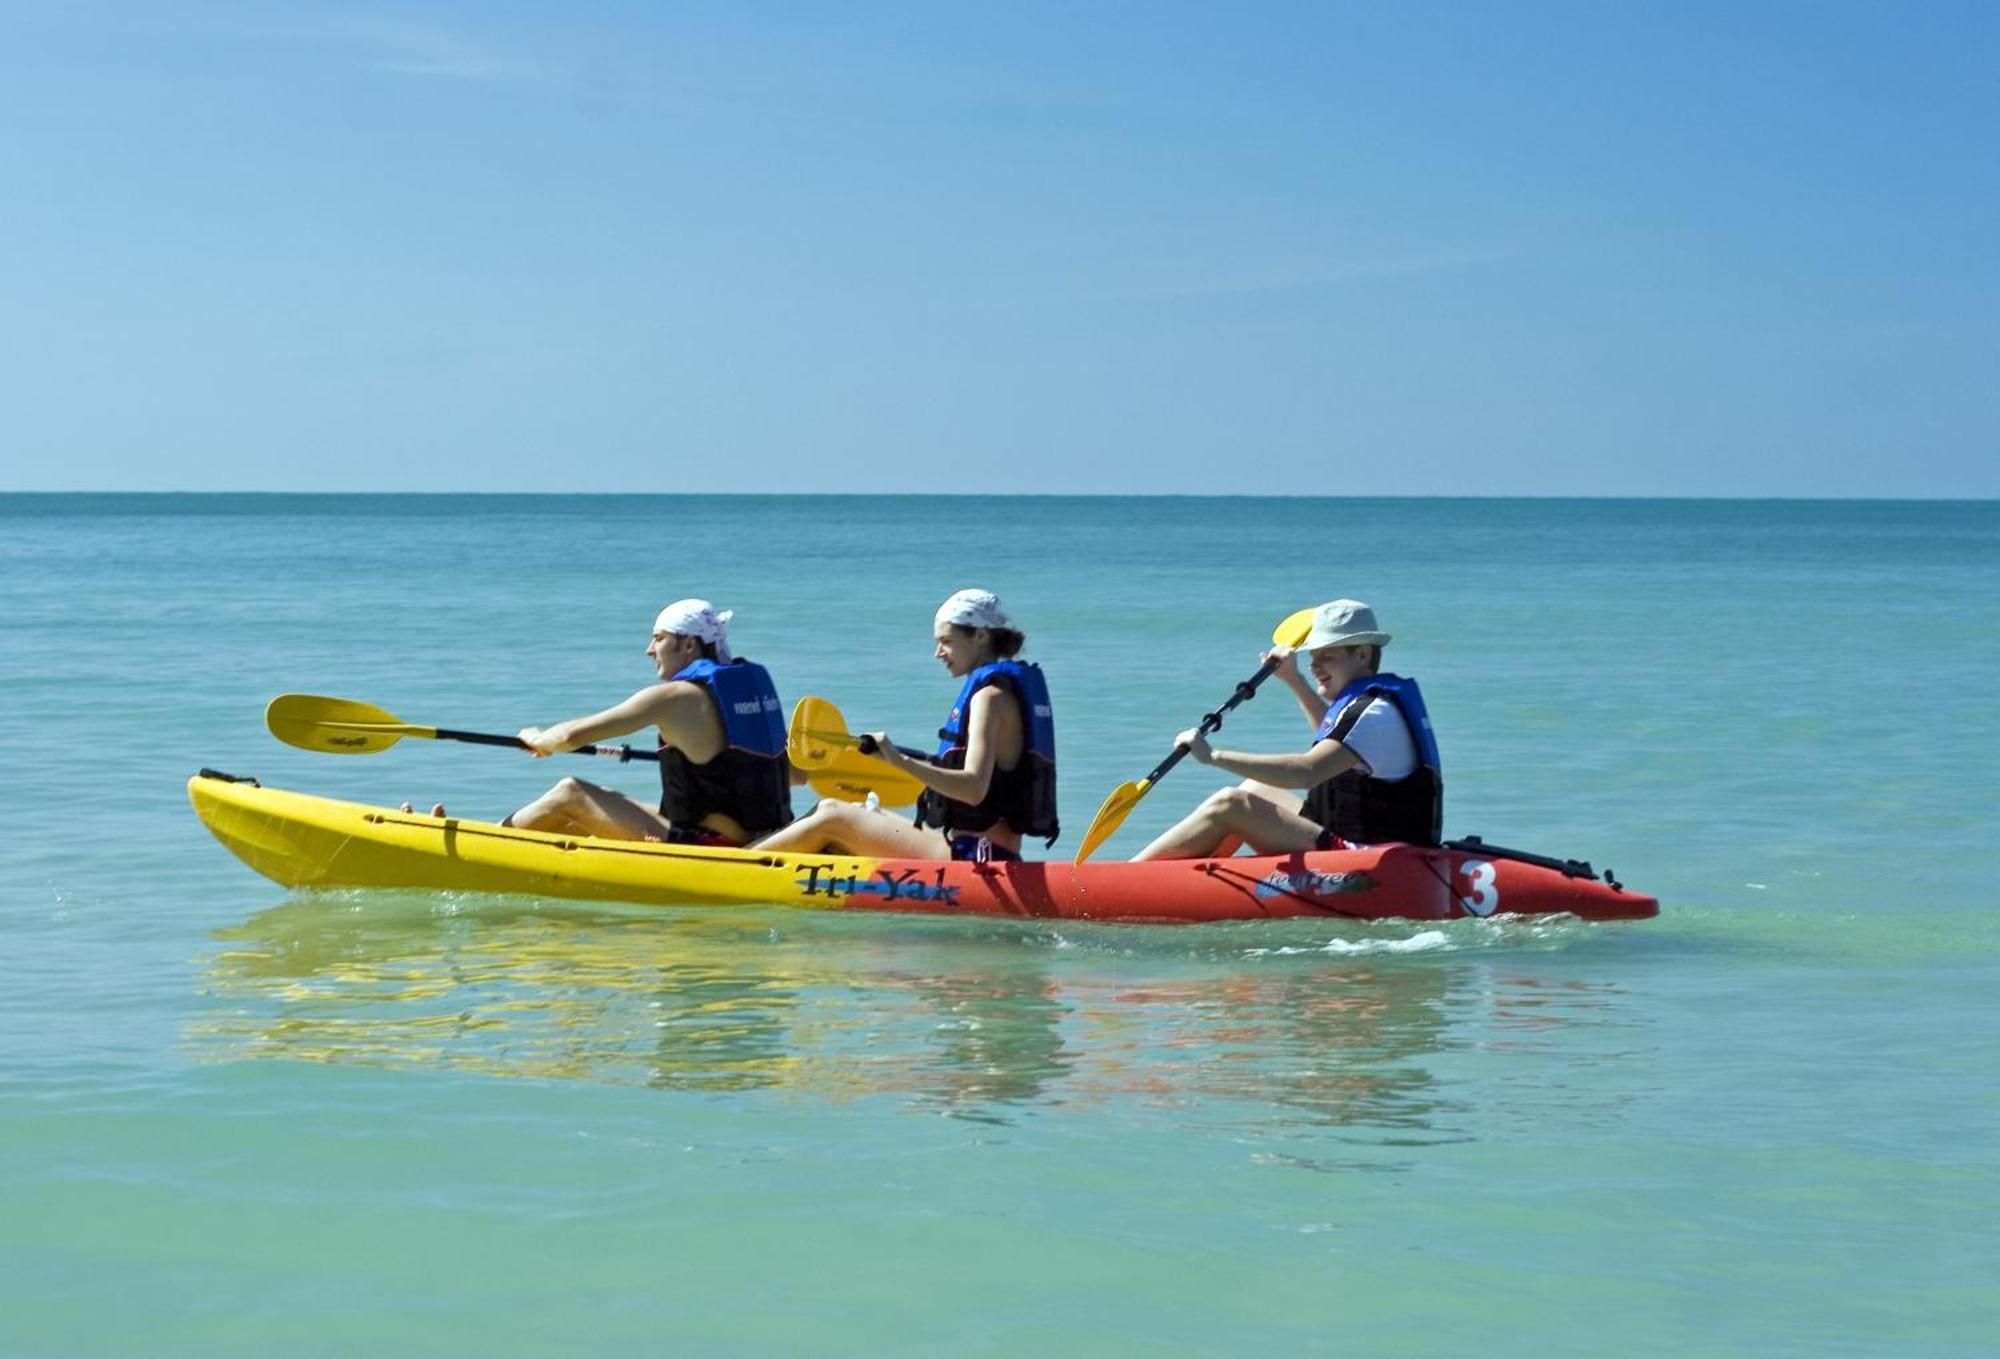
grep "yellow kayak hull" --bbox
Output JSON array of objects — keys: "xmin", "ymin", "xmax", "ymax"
[{"xmin": 188, "ymin": 773, "xmax": 871, "ymax": 909}]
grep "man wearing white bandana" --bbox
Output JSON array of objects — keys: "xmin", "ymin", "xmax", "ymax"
[
  {"xmin": 498, "ymin": 599, "xmax": 794, "ymax": 845},
  {"xmin": 755, "ymin": 589, "xmax": 1058, "ymax": 861}
]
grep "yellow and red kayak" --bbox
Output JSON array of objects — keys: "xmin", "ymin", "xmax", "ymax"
[{"xmin": 188, "ymin": 771, "xmax": 1657, "ymax": 924}]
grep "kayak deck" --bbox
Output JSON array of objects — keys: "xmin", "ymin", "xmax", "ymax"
[{"xmin": 188, "ymin": 772, "xmax": 1658, "ymax": 923}]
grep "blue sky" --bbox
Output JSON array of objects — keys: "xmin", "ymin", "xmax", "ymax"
[{"xmin": 2, "ymin": 2, "xmax": 1993, "ymax": 495}]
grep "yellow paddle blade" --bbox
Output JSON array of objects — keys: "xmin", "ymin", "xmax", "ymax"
[
  {"xmin": 1272, "ymin": 606, "xmax": 1316, "ymax": 648},
  {"xmin": 794, "ymin": 726, "xmax": 867, "ymax": 750},
  {"xmin": 806, "ymin": 769, "xmax": 922, "ymax": 808},
  {"xmin": 1072, "ymin": 777, "xmax": 1153, "ymax": 865},
  {"xmin": 787, "ymin": 697, "xmax": 927, "ymax": 807},
  {"xmin": 788, "ymin": 696, "xmax": 857, "ymax": 770},
  {"xmin": 266, "ymin": 693, "xmax": 433, "ymax": 756}
]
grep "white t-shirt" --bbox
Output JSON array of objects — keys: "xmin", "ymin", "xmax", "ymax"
[{"xmin": 1323, "ymin": 695, "xmax": 1418, "ymax": 781}]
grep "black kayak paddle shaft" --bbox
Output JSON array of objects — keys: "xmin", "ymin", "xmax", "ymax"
[
  {"xmin": 432, "ymin": 727, "xmax": 662, "ymax": 763},
  {"xmin": 1144, "ymin": 656, "xmax": 1283, "ymax": 784}
]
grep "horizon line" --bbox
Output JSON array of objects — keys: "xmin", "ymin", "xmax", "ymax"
[{"xmin": 2, "ymin": 489, "xmax": 1996, "ymax": 505}]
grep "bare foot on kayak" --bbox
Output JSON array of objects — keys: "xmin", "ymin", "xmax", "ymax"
[{"xmin": 398, "ymin": 802, "xmax": 448, "ymax": 817}]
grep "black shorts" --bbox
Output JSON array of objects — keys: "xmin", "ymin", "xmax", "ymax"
[{"xmin": 662, "ymin": 825, "xmax": 738, "ymax": 848}]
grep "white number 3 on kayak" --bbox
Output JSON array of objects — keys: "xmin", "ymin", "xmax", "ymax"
[{"xmin": 1457, "ymin": 860, "xmax": 1500, "ymax": 916}]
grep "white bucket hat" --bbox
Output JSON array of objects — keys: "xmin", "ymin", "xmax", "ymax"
[
  {"xmin": 1301, "ymin": 599, "xmax": 1390, "ymax": 650},
  {"xmin": 935, "ymin": 588, "xmax": 1013, "ymax": 632},
  {"xmin": 653, "ymin": 598, "xmax": 734, "ymax": 662}
]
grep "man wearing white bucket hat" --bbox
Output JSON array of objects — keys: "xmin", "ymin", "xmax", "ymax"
[
  {"xmin": 497, "ymin": 599, "xmax": 794, "ymax": 845},
  {"xmin": 1133, "ymin": 599, "xmax": 1442, "ymax": 860}
]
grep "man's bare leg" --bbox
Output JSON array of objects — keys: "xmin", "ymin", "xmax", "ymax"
[
  {"xmin": 1132, "ymin": 787, "xmax": 1323, "ymax": 861},
  {"xmin": 502, "ymin": 776, "xmax": 674, "ymax": 841}
]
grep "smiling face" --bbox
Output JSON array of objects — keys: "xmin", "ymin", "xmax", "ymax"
[
  {"xmin": 646, "ymin": 629, "xmax": 702, "ymax": 679},
  {"xmin": 933, "ymin": 623, "xmax": 994, "ymax": 678},
  {"xmin": 1306, "ymin": 643, "xmax": 1376, "ymax": 699}
]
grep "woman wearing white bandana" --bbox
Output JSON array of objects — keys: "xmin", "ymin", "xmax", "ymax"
[
  {"xmin": 756, "ymin": 589, "xmax": 1059, "ymax": 862},
  {"xmin": 496, "ymin": 599, "xmax": 794, "ymax": 845}
]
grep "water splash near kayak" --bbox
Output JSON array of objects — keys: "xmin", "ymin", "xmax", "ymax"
[
  {"xmin": 1249, "ymin": 928, "xmax": 1455, "ymax": 956},
  {"xmin": 1243, "ymin": 913, "xmax": 1598, "ymax": 957}
]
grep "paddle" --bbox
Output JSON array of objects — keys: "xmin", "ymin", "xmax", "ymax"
[
  {"xmin": 265, "ymin": 693, "xmax": 665, "ymax": 763},
  {"xmin": 1071, "ymin": 607, "xmax": 1319, "ymax": 864},
  {"xmin": 787, "ymin": 696, "xmax": 928, "ymax": 807}
]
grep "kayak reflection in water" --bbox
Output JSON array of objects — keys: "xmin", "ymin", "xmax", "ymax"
[
  {"xmin": 755, "ymin": 589, "xmax": 1059, "ymax": 863},
  {"xmin": 1133, "ymin": 599, "xmax": 1443, "ymax": 860},
  {"xmin": 487, "ymin": 599, "xmax": 795, "ymax": 847}
]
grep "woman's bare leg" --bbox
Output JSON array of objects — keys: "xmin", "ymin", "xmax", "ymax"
[
  {"xmin": 1132, "ymin": 787, "xmax": 1324, "ymax": 861},
  {"xmin": 754, "ymin": 799, "xmax": 954, "ymax": 858},
  {"xmin": 502, "ymin": 776, "xmax": 674, "ymax": 841}
]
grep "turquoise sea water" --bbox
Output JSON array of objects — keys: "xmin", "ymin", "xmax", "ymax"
[{"xmin": 2, "ymin": 494, "xmax": 1995, "ymax": 1356}]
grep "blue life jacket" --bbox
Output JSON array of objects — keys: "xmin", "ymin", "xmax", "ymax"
[
  {"xmin": 1303, "ymin": 673, "xmax": 1443, "ymax": 847},
  {"xmin": 657, "ymin": 657, "xmax": 793, "ymax": 836},
  {"xmin": 914, "ymin": 659, "xmax": 1060, "ymax": 844}
]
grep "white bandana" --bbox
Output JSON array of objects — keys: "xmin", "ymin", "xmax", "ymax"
[
  {"xmin": 934, "ymin": 588, "xmax": 1013, "ymax": 632},
  {"xmin": 653, "ymin": 598, "xmax": 735, "ymax": 662}
]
